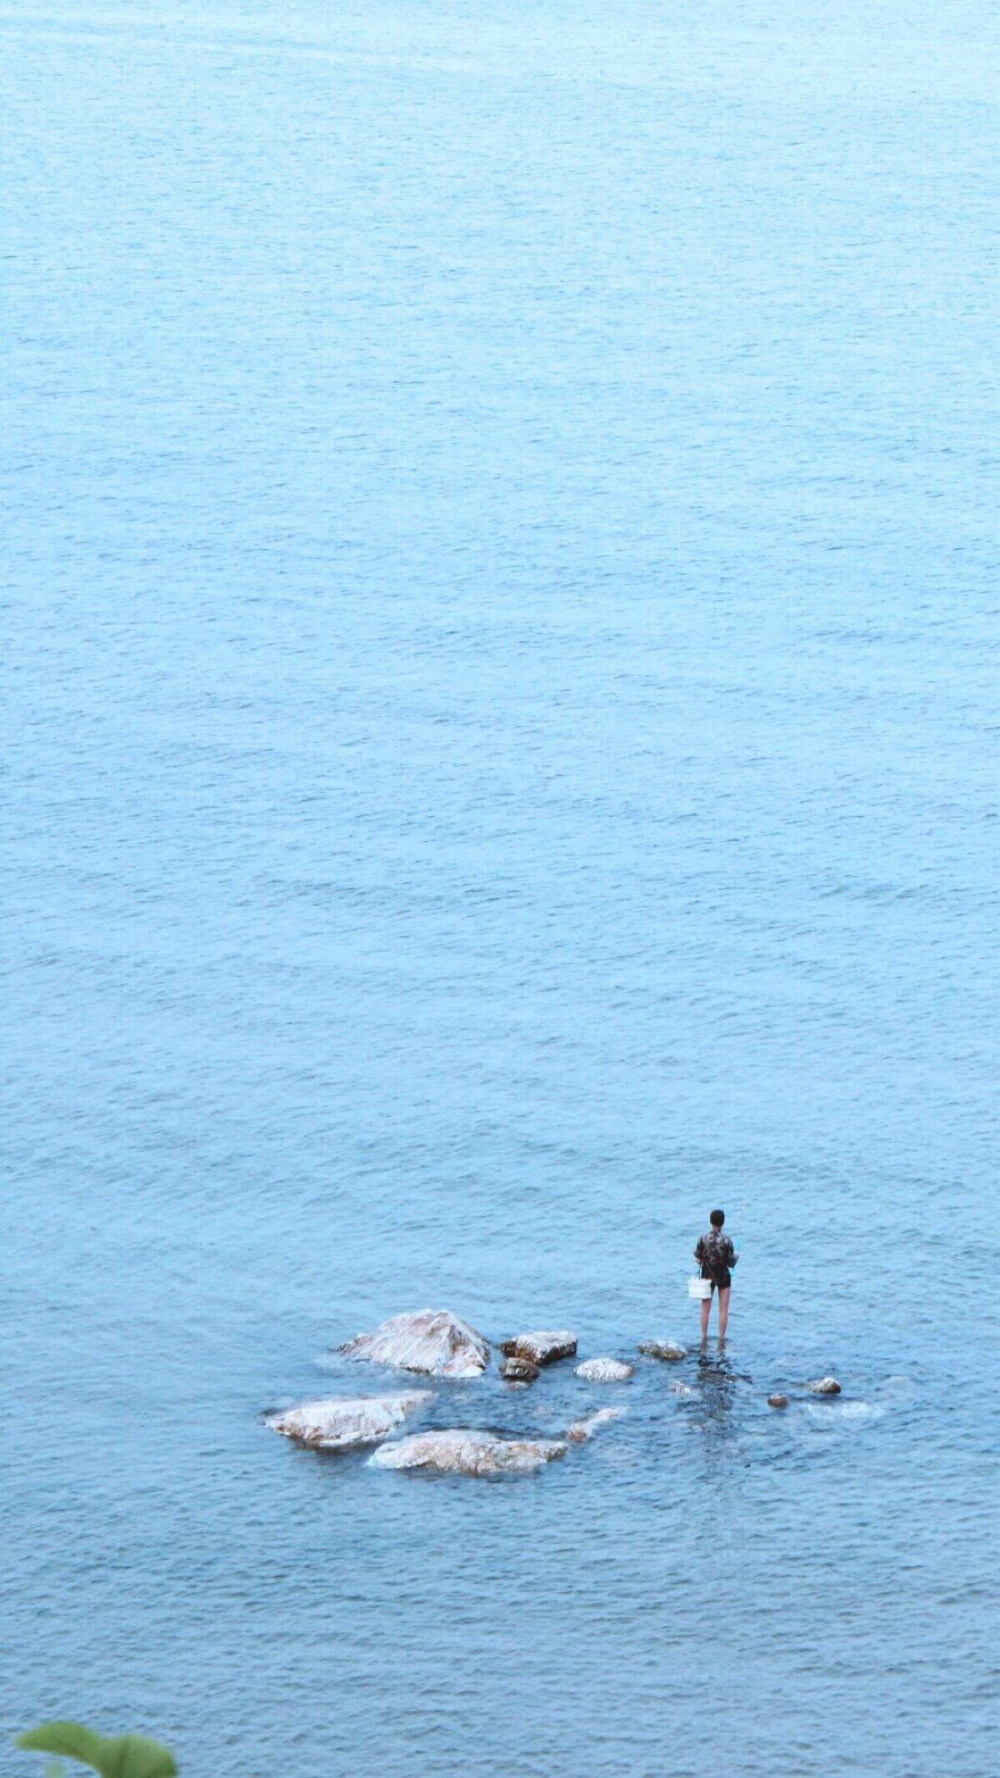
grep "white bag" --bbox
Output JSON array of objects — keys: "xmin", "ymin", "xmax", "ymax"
[{"xmin": 688, "ymin": 1276, "xmax": 713, "ymax": 1301}]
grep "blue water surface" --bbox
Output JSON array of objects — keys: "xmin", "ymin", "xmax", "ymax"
[{"xmin": 2, "ymin": 2, "xmax": 998, "ymax": 1775}]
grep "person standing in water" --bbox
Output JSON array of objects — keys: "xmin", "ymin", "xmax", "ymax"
[{"xmin": 695, "ymin": 1208, "xmax": 738, "ymax": 1341}]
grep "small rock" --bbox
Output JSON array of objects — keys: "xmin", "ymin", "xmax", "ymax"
[
  {"xmin": 369, "ymin": 1429, "xmax": 566, "ymax": 1477},
  {"xmin": 499, "ymin": 1356, "xmax": 540, "ymax": 1384},
  {"xmin": 669, "ymin": 1382, "xmax": 695, "ymax": 1397},
  {"xmin": 767, "ymin": 1394, "xmax": 789, "ymax": 1410},
  {"xmin": 340, "ymin": 1309, "xmax": 490, "ymax": 1378},
  {"xmin": 566, "ymin": 1407, "xmax": 625, "ymax": 1443},
  {"xmin": 637, "ymin": 1340, "xmax": 688, "ymax": 1362},
  {"xmin": 807, "ymin": 1376, "xmax": 842, "ymax": 1395},
  {"xmin": 576, "ymin": 1357, "xmax": 634, "ymax": 1382},
  {"xmin": 267, "ymin": 1392, "xmax": 433, "ymax": 1450},
  {"xmin": 499, "ymin": 1330, "xmax": 577, "ymax": 1366}
]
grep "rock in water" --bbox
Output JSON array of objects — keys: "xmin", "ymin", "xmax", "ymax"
[
  {"xmin": 499, "ymin": 1331, "xmax": 577, "ymax": 1366},
  {"xmin": 340, "ymin": 1310, "xmax": 490, "ymax": 1378},
  {"xmin": 499, "ymin": 1356, "xmax": 541, "ymax": 1383},
  {"xmin": 637, "ymin": 1340, "xmax": 688, "ymax": 1362},
  {"xmin": 807, "ymin": 1376, "xmax": 842, "ymax": 1395},
  {"xmin": 369, "ymin": 1430, "xmax": 567, "ymax": 1477},
  {"xmin": 566, "ymin": 1407, "xmax": 625, "ymax": 1443},
  {"xmin": 267, "ymin": 1392, "xmax": 433, "ymax": 1449},
  {"xmin": 576, "ymin": 1357, "xmax": 634, "ymax": 1382},
  {"xmin": 767, "ymin": 1394, "xmax": 790, "ymax": 1410}
]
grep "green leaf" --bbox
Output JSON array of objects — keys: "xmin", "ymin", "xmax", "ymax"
[
  {"xmin": 17, "ymin": 1725, "xmax": 176, "ymax": 1778},
  {"xmin": 18, "ymin": 1727, "xmax": 107, "ymax": 1768},
  {"xmin": 93, "ymin": 1738, "xmax": 176, "ymax": 1778}
]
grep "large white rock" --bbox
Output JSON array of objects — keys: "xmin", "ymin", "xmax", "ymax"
[
  {"xmin": 807, "ymin": 1376, "xmax": 842, "ymax": 1395},
  {"xmin": 500, "ymin": 1331, "xmax": 577, "ymax": 1366},
  {"xmin": 340, "ymin": 1310, "xmax": 490, "ymax": 1378},
  {"xmin": 369, "ymin": 1429, "xmax": 567, "ymax": 1477},
  {"xmin": 576, "ymin": 1357, "xmax": 634, "ymax": 1382},
  {"xmin": 566, "ymin": 1407, "xmax": 625, "ymax": 1443},
  {"xmin": 267, "ymin": 1392, "xmax": 432, "ymax": 1450}
]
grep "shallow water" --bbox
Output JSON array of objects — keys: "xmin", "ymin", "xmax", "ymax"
[{"xmin": 2, "ymin": 1, "xmax": 998, "ymax": 1774}]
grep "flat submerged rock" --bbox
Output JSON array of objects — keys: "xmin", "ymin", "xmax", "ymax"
[
  {"xmin": 637, "ymin": 1340, "xmax": 688, "ymax": 1362},
  {"xmin": 500, "ymin": 1330, "xmax": 577, "ymax": 1366},
  {"xmin": 340, "ymin": 1309, "xmax": 490, "ymax": 1378},
  {"xmin": 566, "ymin": 1407, "xmax": 625, "ymax": 1443},
  {"xmin": 369, "ymin": 1429, "xmax": 567, "ymax": 1477},
  {"xmin": 268, "ymin": 1392, "xmax": 433, "ymax": 1450}
]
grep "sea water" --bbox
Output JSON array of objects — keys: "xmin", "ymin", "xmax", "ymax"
[{"xmin": 2, "ymin": 2, "xmax": 997, "ymax": 1774}]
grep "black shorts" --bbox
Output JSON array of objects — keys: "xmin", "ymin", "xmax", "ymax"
[{"xmin": 702, "ymin": 1270, "xmax": 731, "ymax": 1292}]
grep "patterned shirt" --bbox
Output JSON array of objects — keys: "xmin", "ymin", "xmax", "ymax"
[{"xmin": 694, "ymin": 1228, "xmax": 737, "ymax": 1284}]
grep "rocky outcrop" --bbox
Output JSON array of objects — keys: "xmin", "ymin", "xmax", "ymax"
[
  {"xmin": 807, "ymin": 1376, "xmax": 842, "ymax": 1395},
  {"xmin": 566, "ymin": 1407, "xmax": 625, "ymax": 1443},
  {"xmin": 767, "ymin": 1394, "xmax": 789, "ymax": 1410},
  {"xmin": 499, "ymin": 1331, "xmax": 577, "ymax": 1366},
  {"xmin": 499, "ymin": 1356, "xmax": 540, "ymax": 1384},
  {"xmin": 369, "ymin": 1430, "xmax": 567, "ymax": 1477},
  {"xmin": 340, "ymin": 1310, "xmax": 490, "ymax": 1378},
  {"xmin": 637, "ymin": 1340, "xmax": 688, "ymax": 1362},
  {"xmin": 267, "ymin": 1392, "xmax": 432, "ymax": 1449},
  {"xmin": 576, "ymin": 1357, "xmax": 634, "ymax": 1382}
]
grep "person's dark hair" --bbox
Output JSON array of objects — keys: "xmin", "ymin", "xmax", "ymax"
[{"xmin": 710, "ymin": 1208, "xmax": 725, "ymax": 1228}]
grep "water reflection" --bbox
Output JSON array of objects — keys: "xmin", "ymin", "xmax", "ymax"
[{"xmin": 690, "ymin": 1346, "xmax": 752, "ymax": 1448}]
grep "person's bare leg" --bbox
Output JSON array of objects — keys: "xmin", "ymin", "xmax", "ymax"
[
  {"xmin": 700, "ymin": 1293, "xmax": 712, "ymax": 1341},
  {"xmin": 718, "ymin": 1287, "xmax": 731, "ymax": 1341}
]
